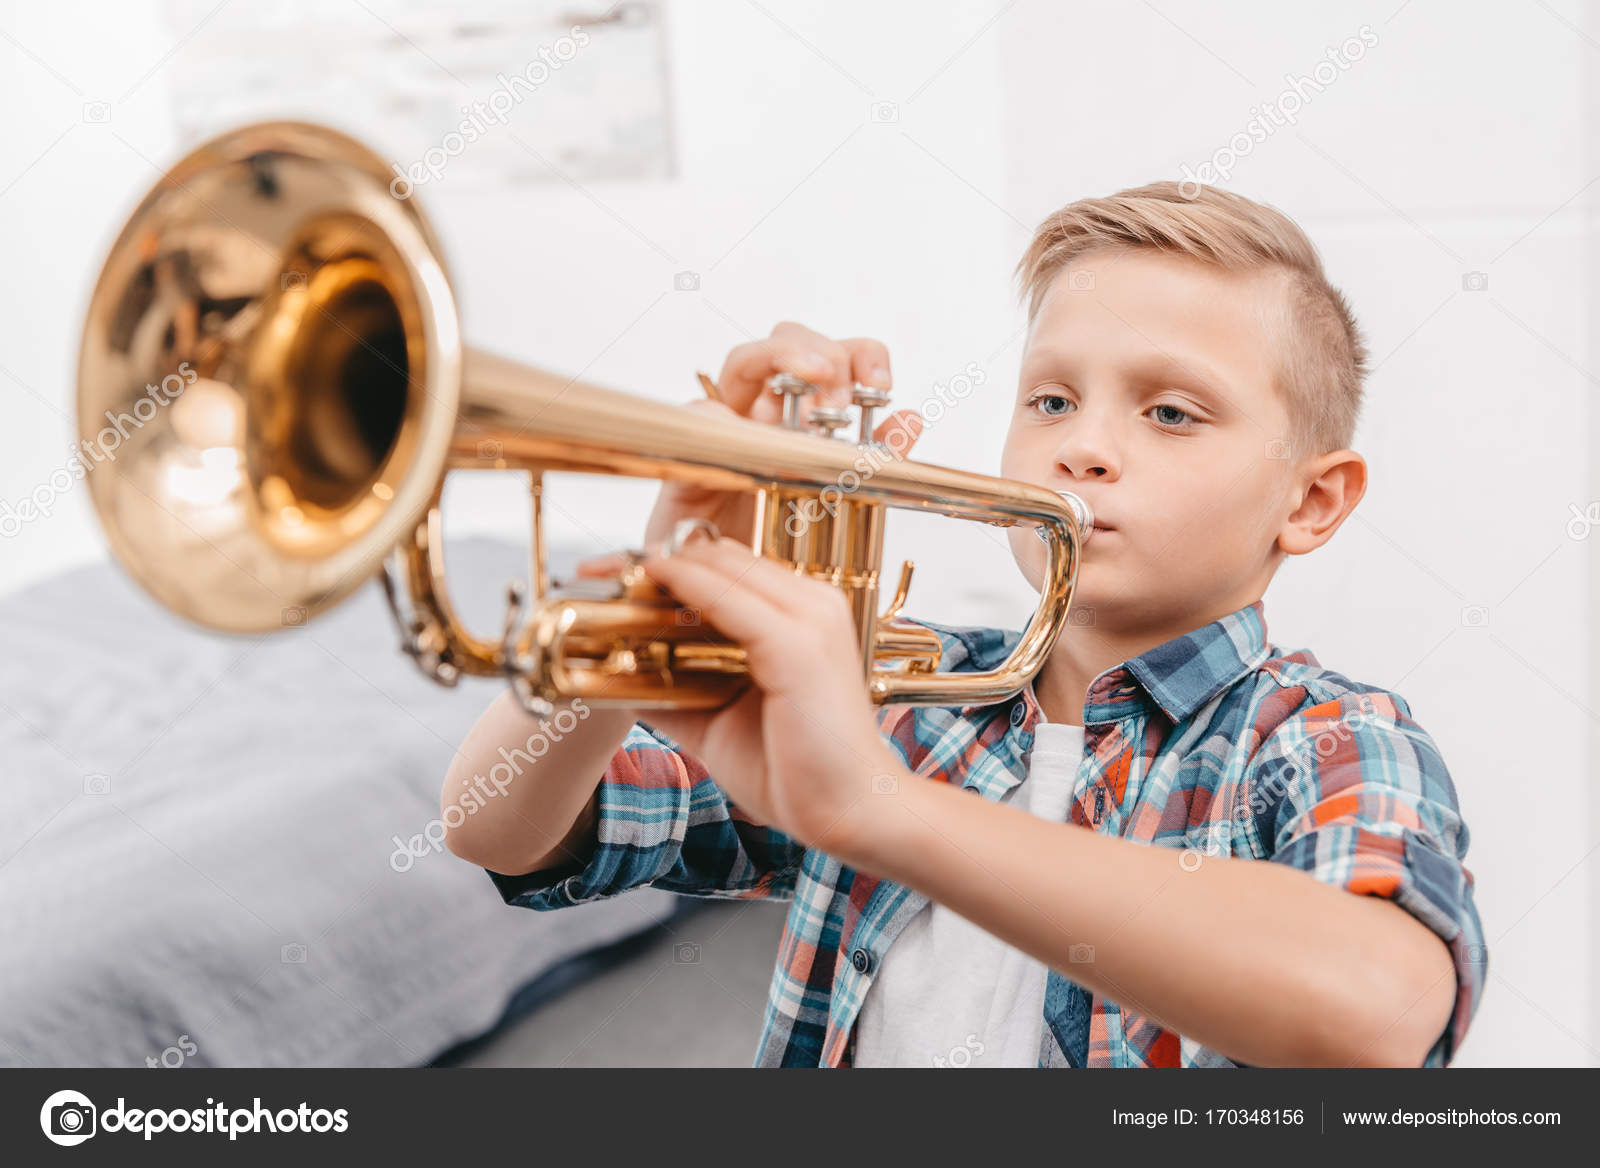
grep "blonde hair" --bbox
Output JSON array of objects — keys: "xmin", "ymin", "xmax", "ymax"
[{"xmin": 1014, "ymin": 182, "xmax": 1368, "ymax": 457}]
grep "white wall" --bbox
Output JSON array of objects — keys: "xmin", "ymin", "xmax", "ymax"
[
  {"xmin": 2, "ymin": 0, "xmax": 1594, "ymax": 1066},
  {"xmin": 1587, "ymin": 0, "xmax": 1600, "ymax": 1074}
]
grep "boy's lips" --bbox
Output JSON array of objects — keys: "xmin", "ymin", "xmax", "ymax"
[
  {"xmin": 1064, "ymin": 495, "xmax": 1111, "ymax": 533},
  {"xmin": 1084, "ymin": 517, "xmax": 1117, "ymax": 547}
]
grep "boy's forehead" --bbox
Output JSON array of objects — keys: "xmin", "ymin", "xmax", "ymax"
[{"xmin": 1023, "ymin": 250, "xmax": 1284, "ymax": 392}]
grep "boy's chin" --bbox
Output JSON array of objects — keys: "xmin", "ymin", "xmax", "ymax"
[{"xmin": 1011, "ymin": 560, "xmax": 1088, "ymax": 596}]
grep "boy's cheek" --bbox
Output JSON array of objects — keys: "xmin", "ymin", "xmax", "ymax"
[
  {"xmin": 997, "ymin": 429, "xmax": 1030, "ymax": 479},
  {"xmin": 1004, "ymin": 527, "xmax": 1044, "ymax": 590}
]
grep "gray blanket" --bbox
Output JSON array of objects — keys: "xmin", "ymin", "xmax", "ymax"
[{"xmin": 0, "ymin": 538, "xmax": 679, "ymax": 1067}]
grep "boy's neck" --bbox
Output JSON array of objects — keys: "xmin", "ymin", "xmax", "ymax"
[
  {"xmin": 1033, "ymin": 629, "xmax": 1143, "ymax": 727},
  {"xmin": 1032, "ymin": 598, "xmax": 1260, "ymax": 727}
]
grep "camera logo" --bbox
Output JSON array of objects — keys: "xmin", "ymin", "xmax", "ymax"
[
  {"xmin": 41, "ymin": 1089, "xmax": 97, "ymax": 1146},
  {"xmin": 1566, "ymin": 501, "xmax": 1600, "ymax": 540}
]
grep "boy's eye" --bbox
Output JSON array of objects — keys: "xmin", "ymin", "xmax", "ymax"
[
  {"xmin": 1030, "ymin": 394, "xmax": 1072, "ymax": 417},
  {"xmin": 1150, "ymin": 403, "xmax": 1194, "ymax": 428}
]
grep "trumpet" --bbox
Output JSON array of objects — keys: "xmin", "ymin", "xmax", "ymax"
[{"xmin": 75, "ymin": 121, "xmax": 1092, "ymax": 715}]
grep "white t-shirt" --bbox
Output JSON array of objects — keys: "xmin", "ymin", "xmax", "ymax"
[{"xmin": 852, "ymin": 711, "xmax": 1086, "ymax": 1067}]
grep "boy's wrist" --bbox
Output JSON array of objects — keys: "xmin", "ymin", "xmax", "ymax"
[{"xmin": 797, "ymin": 753, "xmax": 926, "ymax": 867}]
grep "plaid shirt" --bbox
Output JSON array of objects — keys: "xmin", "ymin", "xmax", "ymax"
[{"xmin": 486, "ymin": 598, "xmax": 1486, "ymax": 1067}]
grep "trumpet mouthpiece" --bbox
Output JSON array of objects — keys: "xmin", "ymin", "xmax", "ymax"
[{"xmin": 1035, "ymin": 491, "xmax": 1094, "ymax": 544}]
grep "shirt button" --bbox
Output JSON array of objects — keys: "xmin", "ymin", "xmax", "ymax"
[
  {"xmin": 1009, "ymin": 701, "xmax": 1026, "ymax": 726},
  {"xmin": 851, "ymin": 947, "xmax": 872, "ymax": 974}
]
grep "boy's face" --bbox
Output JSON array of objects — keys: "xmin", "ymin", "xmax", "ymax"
[{"xmin": 1001, "ymin": 248, "xmax": 1302, "ymax": 630}]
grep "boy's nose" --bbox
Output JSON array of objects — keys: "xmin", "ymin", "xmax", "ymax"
[{"xmin": 1053, "ymin": 425, "xmax": 1120, "ymax": 480}]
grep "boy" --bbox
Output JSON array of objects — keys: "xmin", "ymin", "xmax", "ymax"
[{"xmin": 441, "ymin": 182, "xmax": 1485, "ymax": 1068}]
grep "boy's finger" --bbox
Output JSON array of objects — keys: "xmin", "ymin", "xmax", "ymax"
[
  {"xmin": 718, "ymin": 322, "xmax": 879, "ymax": 415},
  {"xmin": 771, "ymin": 322, "xmax": 853, "ymax": 402},
  {"xmin": 716, "ymin": 338, "xmax": 844, "ymax": 416},
  {"xmin": 873, "ymin": 408, "xmax": 924, "ymax": 457},
  {"xmin": 654, "ymin": 537, "xmax": 842, "ymax": 618},
  {"xmin": 842, "ymin": 338, "xmax": 892, "ymax": 393},
  {"xmin": 639, "ymin": 549, "xmax": 785, "ymax": 646},
  {"xmin": 573, "ymin": 551, "xmax": 632, "ymax": 578}
]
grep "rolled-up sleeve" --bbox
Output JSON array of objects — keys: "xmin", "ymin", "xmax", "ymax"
[
  {"xmin": 488, "ymin": 721, "xmax": 806, "ymax": 910},
  {"xmin": 1248, "ymin": 689, "xmax": 1486, "ymax": 1066}
]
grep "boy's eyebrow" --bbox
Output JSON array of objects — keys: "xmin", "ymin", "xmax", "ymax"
[
  {"xmin": 1018, "ymin": 346, "xmax": 1238, "ymax": 410},
  {"xmin": 1016, "ymin": 344, "xmax": 1077, "ymax": 392},
  {"xmin": 1128, "ymin": 353, "xmax": 1235, "ymax": 408}
]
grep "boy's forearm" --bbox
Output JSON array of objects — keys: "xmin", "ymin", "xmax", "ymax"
[
  {"xmin": 441, "ymin": 692, "xmax": 638, "ymax": 876},
  {"xmin": 835, "ymin": 768, "xmax": 1458, "ymax": 1068}
]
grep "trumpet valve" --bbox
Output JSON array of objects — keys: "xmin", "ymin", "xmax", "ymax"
[
  {"xmin": 768, "ymin": 372, "xmax": 815, "ymax": 429},
  {"xmin": 851, "ymin": 382, "xmax": 891, "ymax": 443},
  {"xmin": 806, "ymin": 406, "xmax": 852, "ymax": 439}
]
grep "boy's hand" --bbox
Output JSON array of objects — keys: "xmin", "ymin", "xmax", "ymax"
[
  {"xmin": 636, "ymin": 534, "xmax": 905, "ymax": 856},
  {"xmin": 574, "ymin": 322, "xmax": 923, "ymax": 579}
]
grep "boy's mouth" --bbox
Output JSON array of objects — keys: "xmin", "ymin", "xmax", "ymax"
[{"xmin": 1084, "ymin": 521, "xmax": 1117, "ymax": 548}]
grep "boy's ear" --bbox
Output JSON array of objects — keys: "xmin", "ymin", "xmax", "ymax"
[{"xmin": 1279, "ymin": 450, "xmax": 1367, "ymax": 555}]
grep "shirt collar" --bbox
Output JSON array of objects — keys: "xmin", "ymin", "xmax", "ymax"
[{"xmin": 958, "ymin": 598, "xmax": 1271, "ymax": 728}]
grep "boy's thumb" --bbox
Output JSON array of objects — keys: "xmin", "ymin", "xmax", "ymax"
[{"xmin": 873, "ymin": 408, "xmax": 925, "ymax": 458}]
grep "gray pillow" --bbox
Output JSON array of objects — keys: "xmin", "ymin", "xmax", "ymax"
[{"xmin": 0, "ymin": 537, "xmax": 680, "ymax": 1067}]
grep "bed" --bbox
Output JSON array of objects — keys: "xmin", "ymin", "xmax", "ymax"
[{"xmin": 0, "ymin": 536, "xmax": 685, "ymax": 1067}]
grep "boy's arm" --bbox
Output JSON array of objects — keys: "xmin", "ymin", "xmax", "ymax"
[
  {"xmin": 1246, "ymin": 690, "xmax": 1485, "ymax": 1066},
  {"xmin": 832, "ymin": 691, "xmax": 1482, "ymax": 1068},
  {"xmin": 442, "ymin": 692, "xmax": 805, "ymax": 909},
  {"xmin": 441, "ymin": 692, "xmax": 634, "ymax": 878}
]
